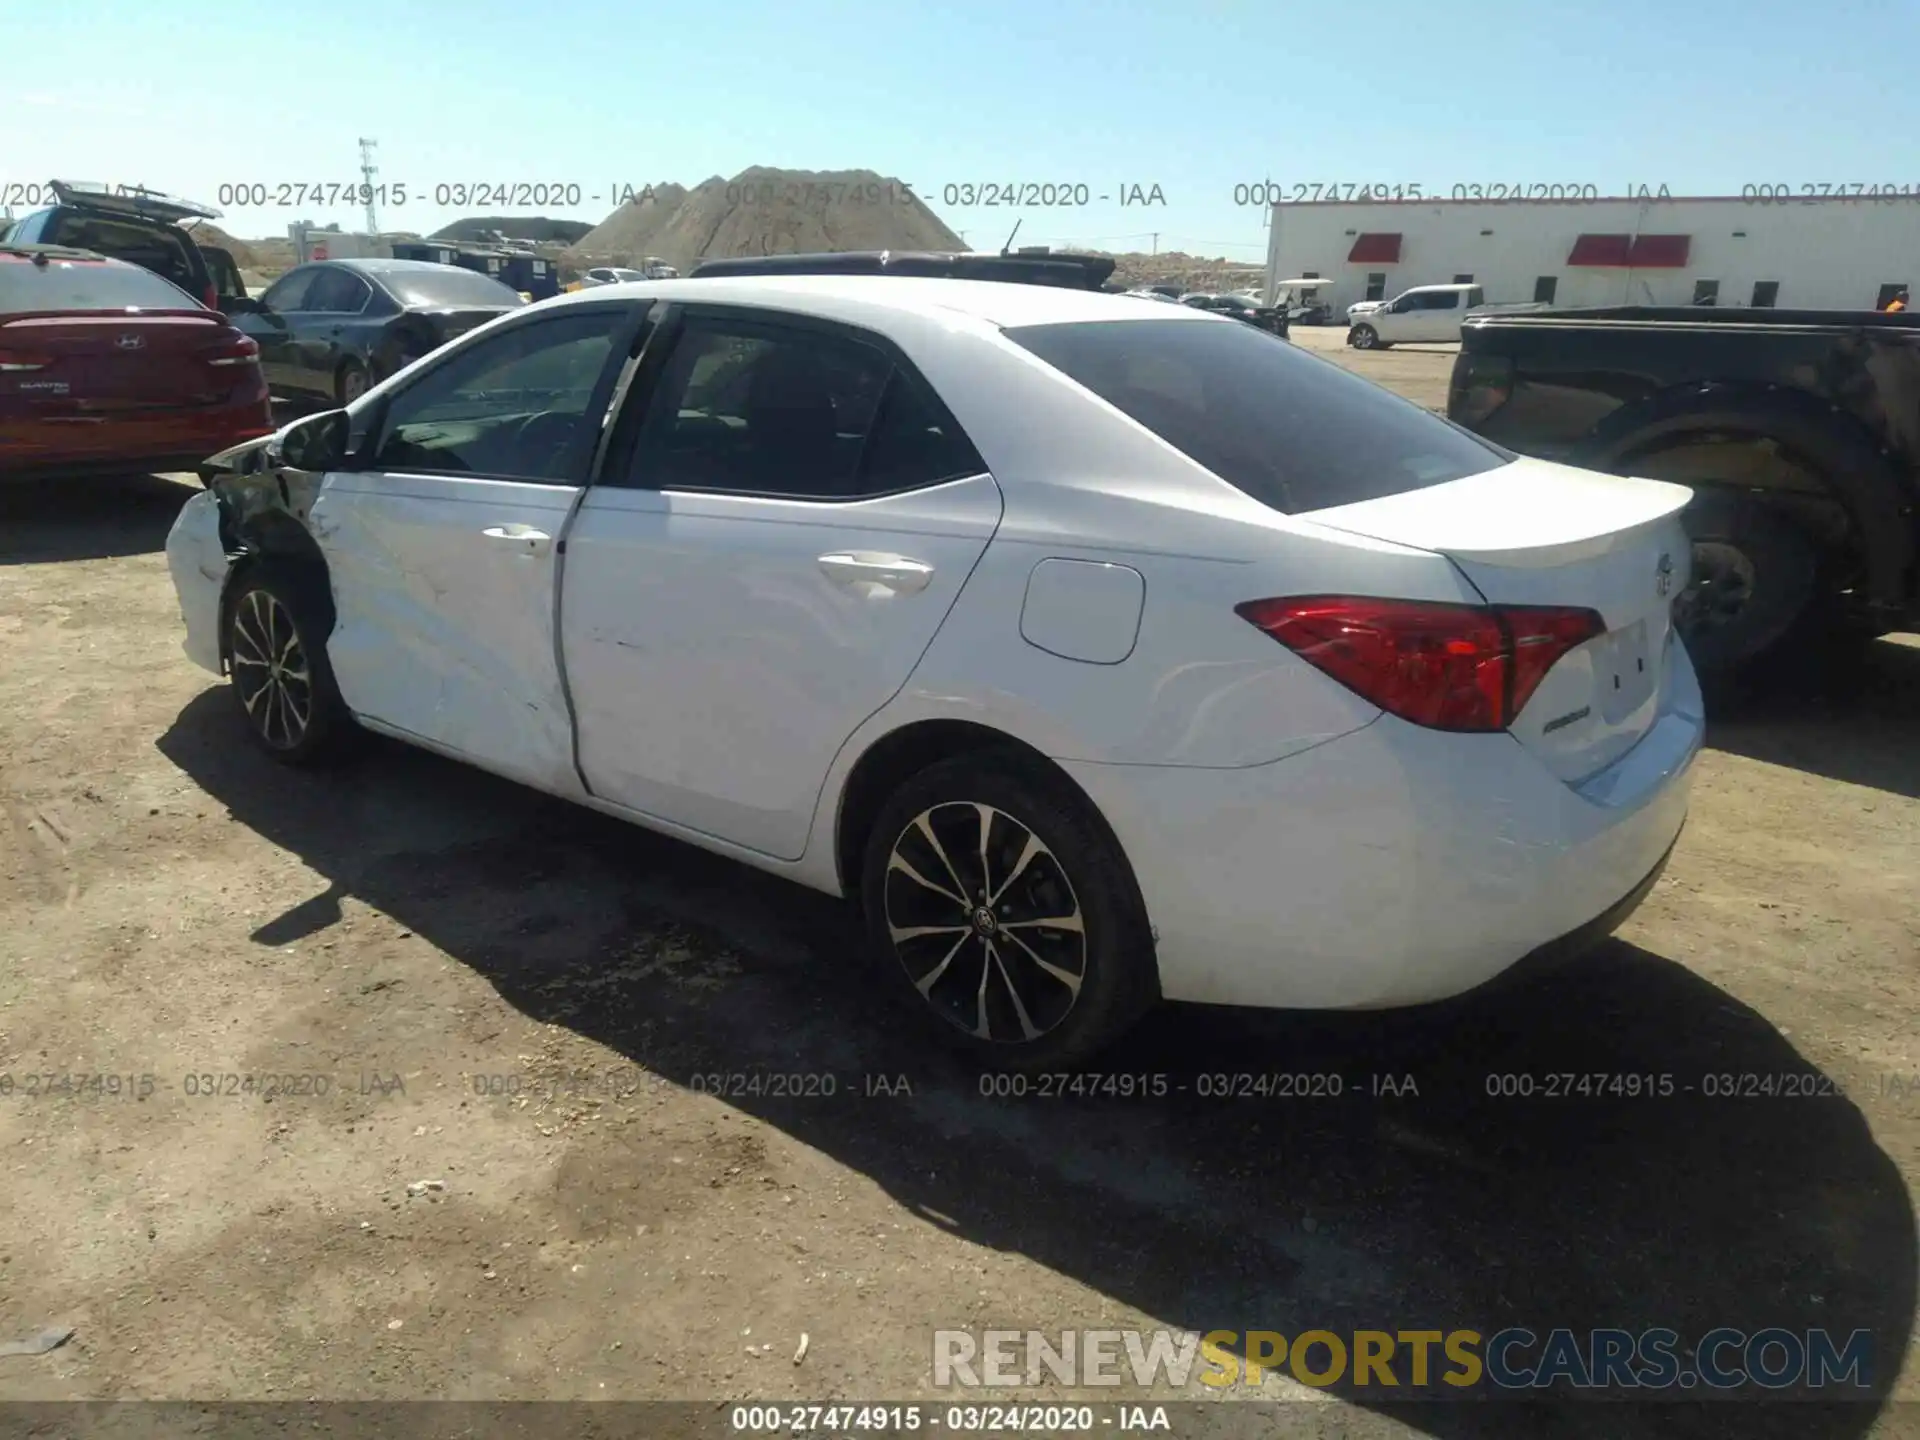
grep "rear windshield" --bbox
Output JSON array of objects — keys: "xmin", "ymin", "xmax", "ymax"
[
  {"xmin": 385, "ymin": 267, "xmax": 525, "ymax": 308},
  {"xmin": 1003, "ymin": 317, "xmax": 1508, "ymax": 513},
  {"xmin": 0, "ymin": 259, "xmax": 198, "ymax": 311},
  {"xmin": 42, "ymin": 214, "xmax": 201, "ymax": 292}
]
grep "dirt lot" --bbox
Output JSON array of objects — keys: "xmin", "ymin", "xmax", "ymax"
[{"xmin": 1, "ymin": 339, "xmax": 1916, "ymax": 1437}]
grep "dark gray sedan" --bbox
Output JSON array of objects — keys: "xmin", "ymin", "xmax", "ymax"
[{"xmin": 228, "ymin": 258, "xmax": 525, "ymax": 407}]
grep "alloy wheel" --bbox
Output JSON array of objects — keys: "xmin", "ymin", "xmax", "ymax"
[
  {"xmin": 1675, "ymin": 539, "xmax": 1757, "ymax": 636},
  {"xmin": 230, "ymin": 589, "xmax": 312, "ymax": 750},
  {"xmin": 882, "ymin": 801, "xmax": 1088, "ymax": 1044}
]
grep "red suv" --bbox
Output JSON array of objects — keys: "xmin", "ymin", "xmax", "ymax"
[{"xmin": 0, "ymin": 245, "xmax": 274, "ymax": 481}]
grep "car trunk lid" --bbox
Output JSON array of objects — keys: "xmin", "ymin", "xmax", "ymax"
[
  {"xmin": 1299, "ymin": 457, "xmax": 1693, "ymax": 782},
  {"xmin": 0, "ymin": 310, "xmax": 251, "ymax": 415}
]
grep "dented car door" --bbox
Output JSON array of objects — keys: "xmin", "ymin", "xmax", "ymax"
[{"xmin": 306, "ymin": 304, "xmax": 644, "ymax": 793}]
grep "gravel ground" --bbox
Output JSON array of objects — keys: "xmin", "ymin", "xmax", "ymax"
[{"xmin": 0, "ymin": 342, "xmax": 1915, "ymax": 1437}]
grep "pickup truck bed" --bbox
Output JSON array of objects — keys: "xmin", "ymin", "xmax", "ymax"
[{"xmin": 1449, "ymin": 306, "xmax": 1920, "ymax": 675}]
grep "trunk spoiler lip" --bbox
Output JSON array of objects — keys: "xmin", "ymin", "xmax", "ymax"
[
  {"xmin": 1, "ymin": 308, "xmax": 227, "ymax": 325},
  {"xmin": 1298, "ymin": 462, "xmax": 1694, "ymax": 566}
]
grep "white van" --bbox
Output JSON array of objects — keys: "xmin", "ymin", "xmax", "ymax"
[{"xmin": 1346, "ymin": 283, "xmax": 1487, "ymax": 348}]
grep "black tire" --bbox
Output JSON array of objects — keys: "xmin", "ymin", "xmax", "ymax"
[
  {"xmin": 858, "ymin": 751, "xmax": 1159, "ymax": 1071},
  {"xmin": 1349, "ymin": 323, "xmax": 1379, "ymax": 350},
  {"xmin": 334, "ymin": 359, "xmax": 370, "ymax": 406},
  {"xmin": 1671, "ymin": 490, "xmax": 1819, "ymax": 677},
  {"xmin": 222, "ymin": 565, "xmax": 358, "ymax": 766}
]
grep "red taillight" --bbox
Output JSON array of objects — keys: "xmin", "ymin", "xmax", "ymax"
[
  {"xmin": 200, "ymin": 335, "xmax": 260, "ymax": 367},
  {"xmin": 204, "ymin": 284, "xmax": 220, "ymax": 310},
  {"xmin": 1236, "ymin": 595, "xmax": 1605, "ymax": 732}
]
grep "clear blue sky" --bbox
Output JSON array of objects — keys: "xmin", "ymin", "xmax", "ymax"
[{"xmin": 3, "ymin": 0, "xmax": 1909, "ymax": 258}]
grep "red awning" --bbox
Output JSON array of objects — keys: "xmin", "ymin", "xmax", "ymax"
[
  {"xmin": 1627, "ymin": 234, "xmax": 1690, "ymax": 267},
  {"xmin": 1347, "ymin": 232, "xmax": 1402, "ymax": 264},
  {"xmin": 1567, "ymin": 233, "xmax": 1633, "ymax": 266},
  {"xmin": 1567, "ymin": 233, "xmax": 1692, "ymax": 267}
]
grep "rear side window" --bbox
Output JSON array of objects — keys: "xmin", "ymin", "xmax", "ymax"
[
  {"xmin": 622, "ymin": 315, "xmax": 982, "ymax": 498},
  {"xmin": 860, "ymin": 371, "xmax": 987, "ymax": 491},
  {"xmin": 0, "ymin": 259, "xmax": 197, "ymax": 311},
  {"xmin": 44, "ymin": 214, "xmax": 200, "ymax": 293},
  {"xmin": 1004, "ymin": 318, "xmax": 1507, "ymax": 514}
]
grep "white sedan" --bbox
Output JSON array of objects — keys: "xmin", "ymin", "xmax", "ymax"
[{"xmin": 166, "ymin": 275, "xmax": 1703, "ymax": 1068}]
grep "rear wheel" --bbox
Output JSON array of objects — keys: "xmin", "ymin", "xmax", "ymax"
[
  {"xmin": 858, "ymin": 753, "xmax": 1158, "ymax": 1071},
  {"xmin": 223, "ymin": 567, "xmax": 357, "ymax": 766}
]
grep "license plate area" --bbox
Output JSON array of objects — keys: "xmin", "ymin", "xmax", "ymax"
[{"xmin": 1591, "ymin": 619, "xmax": 1655, "ymax": 724}]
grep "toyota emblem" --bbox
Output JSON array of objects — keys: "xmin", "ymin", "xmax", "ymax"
[
  {"xmin": 1655, "ymin": 553, "xmax": 1674, "ymax": 598},
  {"xmin": 116, "ymin": 333, "xmax": 145, "ymax": 351}
]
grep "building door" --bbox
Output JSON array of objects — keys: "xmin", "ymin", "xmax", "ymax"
[
  {"xmin": 1364, "ymin": 272, "xmax": 1387, "ymax": 301},
  {"xmin": 1533, "ymin": 276, "xmax": 1558, "ymax": 304}
]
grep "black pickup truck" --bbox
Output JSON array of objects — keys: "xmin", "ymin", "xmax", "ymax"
[{"xmin": 1449, "ymin": 307, "xmax": 1920, "ymax": 676}]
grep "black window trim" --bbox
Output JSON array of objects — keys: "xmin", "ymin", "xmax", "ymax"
[
  {"xmin": 353, "ymin": 299, "xmax": 652, "ymax": 488},
  {"xmin": 591, "ymin": 301, "xmax": 989, "ymax": 503}
]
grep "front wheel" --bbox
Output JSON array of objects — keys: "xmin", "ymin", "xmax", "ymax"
[
  {"xmin": 1349, "ymin": 323, "xmax": 1379, "ymax": 350},
  {"xmin": 858, "ymin": 753, "xmax": 1159, "ymax": 1071},
  {"xmin": 223, "ymin": 567, "xmax": 358, "ymax": 765}
]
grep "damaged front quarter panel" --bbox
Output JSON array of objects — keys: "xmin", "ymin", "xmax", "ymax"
[{"xmin": 197, "ymin": 430, "xmax": 338, "ymax": 670}]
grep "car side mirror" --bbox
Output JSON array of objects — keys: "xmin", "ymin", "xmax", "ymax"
[
  {"xmin": 271, "ymin": 409, "xmax": 350, "ymax": 472},
  {"xmin": 223, "ymin": 294, "xmax": 264, "ymax": 315}
]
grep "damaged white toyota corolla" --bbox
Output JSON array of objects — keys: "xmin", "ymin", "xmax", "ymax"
[{"xmin": 166, "ymin": 275, "xmax": 1703, "ymax": 1068}]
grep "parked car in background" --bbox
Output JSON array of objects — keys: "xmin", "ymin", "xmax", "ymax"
[
  {"xmin": 1, "ymin": 181, "xmax": 240, "ymax": 313},
  {"xmin": 1124, "ymin": 288, "xmax": 1183, "ymax": 304},
  {"xmin": 0, "ymin": 244, "xmax": 272, "ymax": 481},
  {"xmin": 1347, "ymin": 284, "xmax": 1486, "ymax": 348},
  {"xmin": 169, "ymin": 275, "xmax": 1698, "ymax": 1068},
  {"xmin": 1450, "ymin": 304, "xmax": 1920, "ymax": 678},
  {"xmin": 1181, "ymin": 291, "xmax": 1288, "ymax": 336},
  {"xmin": 1348, "ymin": 284, "xmax": 1553, "ymax": 349},
  {"xmin": 226, "ymin": 258, "xmax": 525, "ymax": 407}
]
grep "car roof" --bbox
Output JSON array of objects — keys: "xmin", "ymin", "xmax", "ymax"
[
  {"xmin": 534, "ymin": 273, "xmax": 1222, "ymax": 332},
  {"xmin": 688, "ymin": 248, "xmax": 1117, "ymax": 288},
  {"xmin": 316, "ymin": 258, "xmax": 496, "ymax": 274},
  {"xmin": 1404, "ymin": 282, "xmax": 1482, "ymax": 292}
]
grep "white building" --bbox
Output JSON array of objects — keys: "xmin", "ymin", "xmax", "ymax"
[{"xmin": 1263, "ymin": 194, "xmax": 1920, "ymax": 314}]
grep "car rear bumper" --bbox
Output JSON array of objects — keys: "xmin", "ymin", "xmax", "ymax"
[
  {"xmin": 0, "ymin": 401, "xmax": 273, "ymax": 481},
  {"xmin": 1061, "ymin": 643, "xmax": 1704, "ymax": 1010},
  {"xmin": 165, "ymin": 487, "xmax": 229, "ymax": 676}
]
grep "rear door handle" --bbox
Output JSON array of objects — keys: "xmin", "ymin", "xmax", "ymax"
[
  {"xmin": 818, "ymin": 552, "xmax": 935, "ymax": 593},
  {"xmin": 483, "ymin": 523, "xmax": 552, "ymax": 557}
]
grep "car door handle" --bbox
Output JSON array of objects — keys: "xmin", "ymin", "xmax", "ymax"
[
  {"xmin": 818, "ymin": 552, "xmax": 935, "ymax": 592},
  {"xmin": 483, "ymin": 524, "xmax": 552, "ymax": 557}
]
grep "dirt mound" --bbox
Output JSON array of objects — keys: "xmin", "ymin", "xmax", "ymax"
[
  {"xmin": 185, "ymin": 222, "xmax": 257, "ymax": 268},
  {"xmin": 431, "ymin": 215, "xmax": 594, "ymax": 245},
  {"xmin": 568, "ymin": 168, "xmax": 962, "ymax": 271},
  {"xmin": 569, "ymin": 182, "xmax": 688, "ymax": 263}
]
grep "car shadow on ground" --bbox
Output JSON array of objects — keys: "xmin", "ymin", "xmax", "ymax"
[
  {"xmin": 158, "ymin": 693, "xmax": 1914, "ymax": 1438},
  {"xmin": 1704, "ymin": 637, "xmax": 1920, "ymax": 800},
  {"xmin": 0, "ymin": 471, "xmax": 197, "ymax": 566}
]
